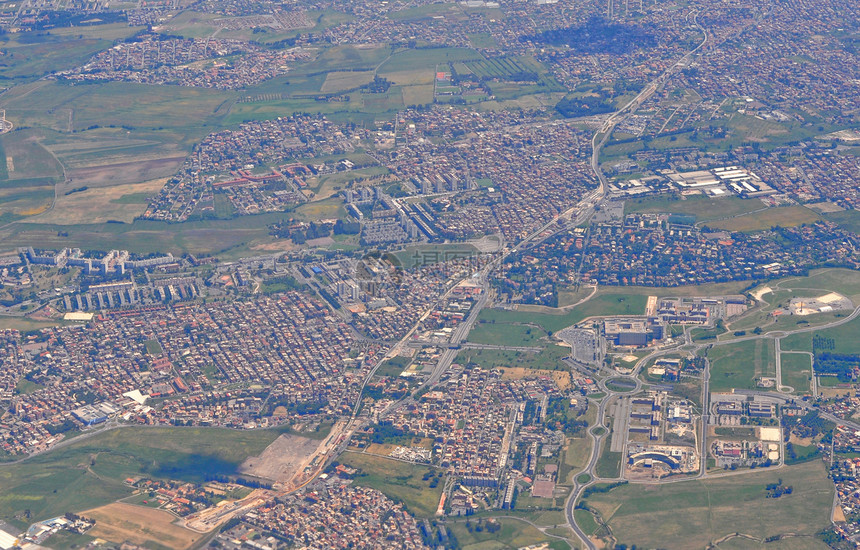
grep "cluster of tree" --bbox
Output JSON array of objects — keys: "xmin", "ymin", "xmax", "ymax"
[
  {"xmin": 813, "ymin": 335, "xmax": 836, "ymax": 351},
  {"xmin": 814, "ymin": 351, "xmax": 860, "ymax": 382},
  {"xmin": 581, "ymin": 480, "xmax": 628, "ymax": 498},
  {"xmin": 285, "ymin": 399, "xmax": 329, "ymax": 415},
  {"xmin": 365, "ymin": 75, "xmax": 392, "ymax": 93},
  {"xmin": 64, "ymin": 186, "xmax": 89, "ymax": 196},
  {"xmin": 334, "ymin": 219, "xmax": 361, "ymax": 235},
  {"xmin": 367, "ymin": 423, "xmax": 410, "ymax": 444},
  {"xmin": 783, "ymin": 409, "xmax": 834, "ymax": 440},
  {"xmin": 544, "ymin": 396, "xmax": 589, "ymax": 436},
  {"xmin": 204, "ymin": 473, "xmax": 273, "ymax": 490},
  {"xmin": 521, "ymin": 17, "xmax": 656, "ymax": 55},
  {"xmin": 46, "ymin": 419, "xmax": 78, "ymax": 435},
  {"xmin": 260, "ymin": 274, "xmax": 303, "ymax": 295},
  {"xmin": 465, "ymin": 518, "xmax": 501, "ymax": 533},
  {"xmin": 555, "ymin": 94, "xmax": 614, "ymax": 118},
  {"xmin": 765, "ymin": 479, "xmax": 793, "ymax": 498},
  {"xmin": 26, "ymin": 10, "xmax": 126, "ymax": 31}
]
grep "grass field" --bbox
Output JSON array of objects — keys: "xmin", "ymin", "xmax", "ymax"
[
  {"xmin": 561, "ymin": 436, "xmax": 593, "ymax": 484},
  {"xmin": 0, "ymin": 426, "xmax": 282, "ymax": 528},
  {"xmin": 781, "ymin": 314, "xmax": 860, "ymax": 355},
  {"xmin": 320, "ymin": 70, "xmax": 375, "ymax": 93},
  {"xmin": 708, "ymin": 205, "xmax": 821, "ymax": 232},
  {"xmin": 707, "ymin": 339, "xmax": 775, "ymax": 392},
  {"xmin": 0, "ymin": 34, "xmax": 117, "ymax": 84},
  {"xmin": 479, "ymin": 291, "xmax": 648, "ymax": 334},
  {"xmin": 574, "ymin": 509, "xmax": 602, "ymax": 537},
  {"xmin": 83, "ymin": 502, "xmax": 200, "ymax": 550},
  {"xmin": 594, "ymin": 437, "xmax": 621, "ymax": 479},
  {"xmin": 774, "ymin": 268, "xmax": 860, "ymax": 303},
  {"xmin": 457, "ymin": 344, "xmax": 569, "ymax": 372},
  {"xmin": 624, "ymin": 195, "xmax": 765, "ymax": 224},
  {"xmin": 714, "ymin": 536, "xmax": 830, "ymax": 550},
  {"xmin": 1, "ymin": 81, "xmax": 233, "ymax": 135},
  {"xmin": 338, "ymin": 451, "xmax": 443, "ymax": 517},
  {"xmin": 32, "ymin": 178, "xmax": 166, "ymax": 225},
  {"xmin": 781, "ymin": 353, "xmax": 812, "ymax": 393},
  {"xmin": 584, "ymin": 460, "xmax": 833, "ymax": 550},
  {"xmin": 824, "ymin": 209, "xmax": 860, "ymax": 235},
  {"xmin": 467, "ymin": 321, "xmax": 547, "ymax": 347},
  {"xmin": 448, "ymin": 518, "xmax": 570, "ymax": 550},
  {"xmin": 0, "ymin": 209, "xmax": 298, "ymax": 257}
]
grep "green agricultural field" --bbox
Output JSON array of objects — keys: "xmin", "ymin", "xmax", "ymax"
[
  {"xmin": 0, "ymin": 211, "xmax": 292, "ymax": 257},
  {"xmin": 377, "ymin": 47, "xmax": 483, "ymax": 74},
  {"xmin": 447, "ymin": 518, "xmax": 570, "ymax": 550},
  {"xmin": 708, "ymin": 205, "xmax": 821, "ymax": 232},
  {"xmin": 583, "ymin": 460, "xmax": 833, "ymax": 550},
  {"xmin": 338, "ymin": 452, "xmax": 443, "ymax": 517},
  {"xmin": 467, "ymin": 321, "xmax": 547, "ymax": 347},
  {"xmin": 387, "ymin": 2, "xmax": 458, "ymax": 20},
  {"xmin": 624, "ymin": 194, "xmax": 765, "ymax": 224},
  {"xmin": 781, "ymin": 352, "xmax": 813, "ymax": 394},
  {"xmin": 707, "ymin": 338, "xmax": 776, "ymax": 392},
  {"xmin": 1, "ymin": 82, "xmax": 234, "ymax": 134},
  {"xmin": 0, "ymin": 34, "xmax": 115, "ymax": 84},
  {"xmin": 302, "ymin": 44, "xmax": 392, "ymax": 75},
  {"xmin": 0, "ymin": 427, "xmax": 282, "ymax": 528}
]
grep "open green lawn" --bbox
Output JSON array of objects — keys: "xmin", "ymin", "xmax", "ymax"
[
  {"xmin": 624, "ymin": 195, "xmax": 765, "ymax": 224},
  {"xmin": 594, "ymin": 438, "xmax": 621, "ymax": 479},
  {"xmin": 338, "ymin": 452, "xmax": 443, "ymax": 517},
  {"xmin": 707, "ymin": 339, "xmax": 776, "ymax": 392},
  {"xmin": 781, "ymin": 313, "xmax": 860, "ymax": 355},
  {"xmin": 708, "ymin": 205, "xmax": 821, "ymax": 232},
  {"xmin": 583, "ymin": 460, "xmax": 833, "ymax": 550},
  {"xmin": 0, "ymin": 426, "xmax": 282, "ymax": 528},
  {"xmin": 781, "ymin": 353, "xmax": 812, "ymax": 394},
  {"xmin": 467, "ymin": 322, "xmax": 547, "ymax": 347}
]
